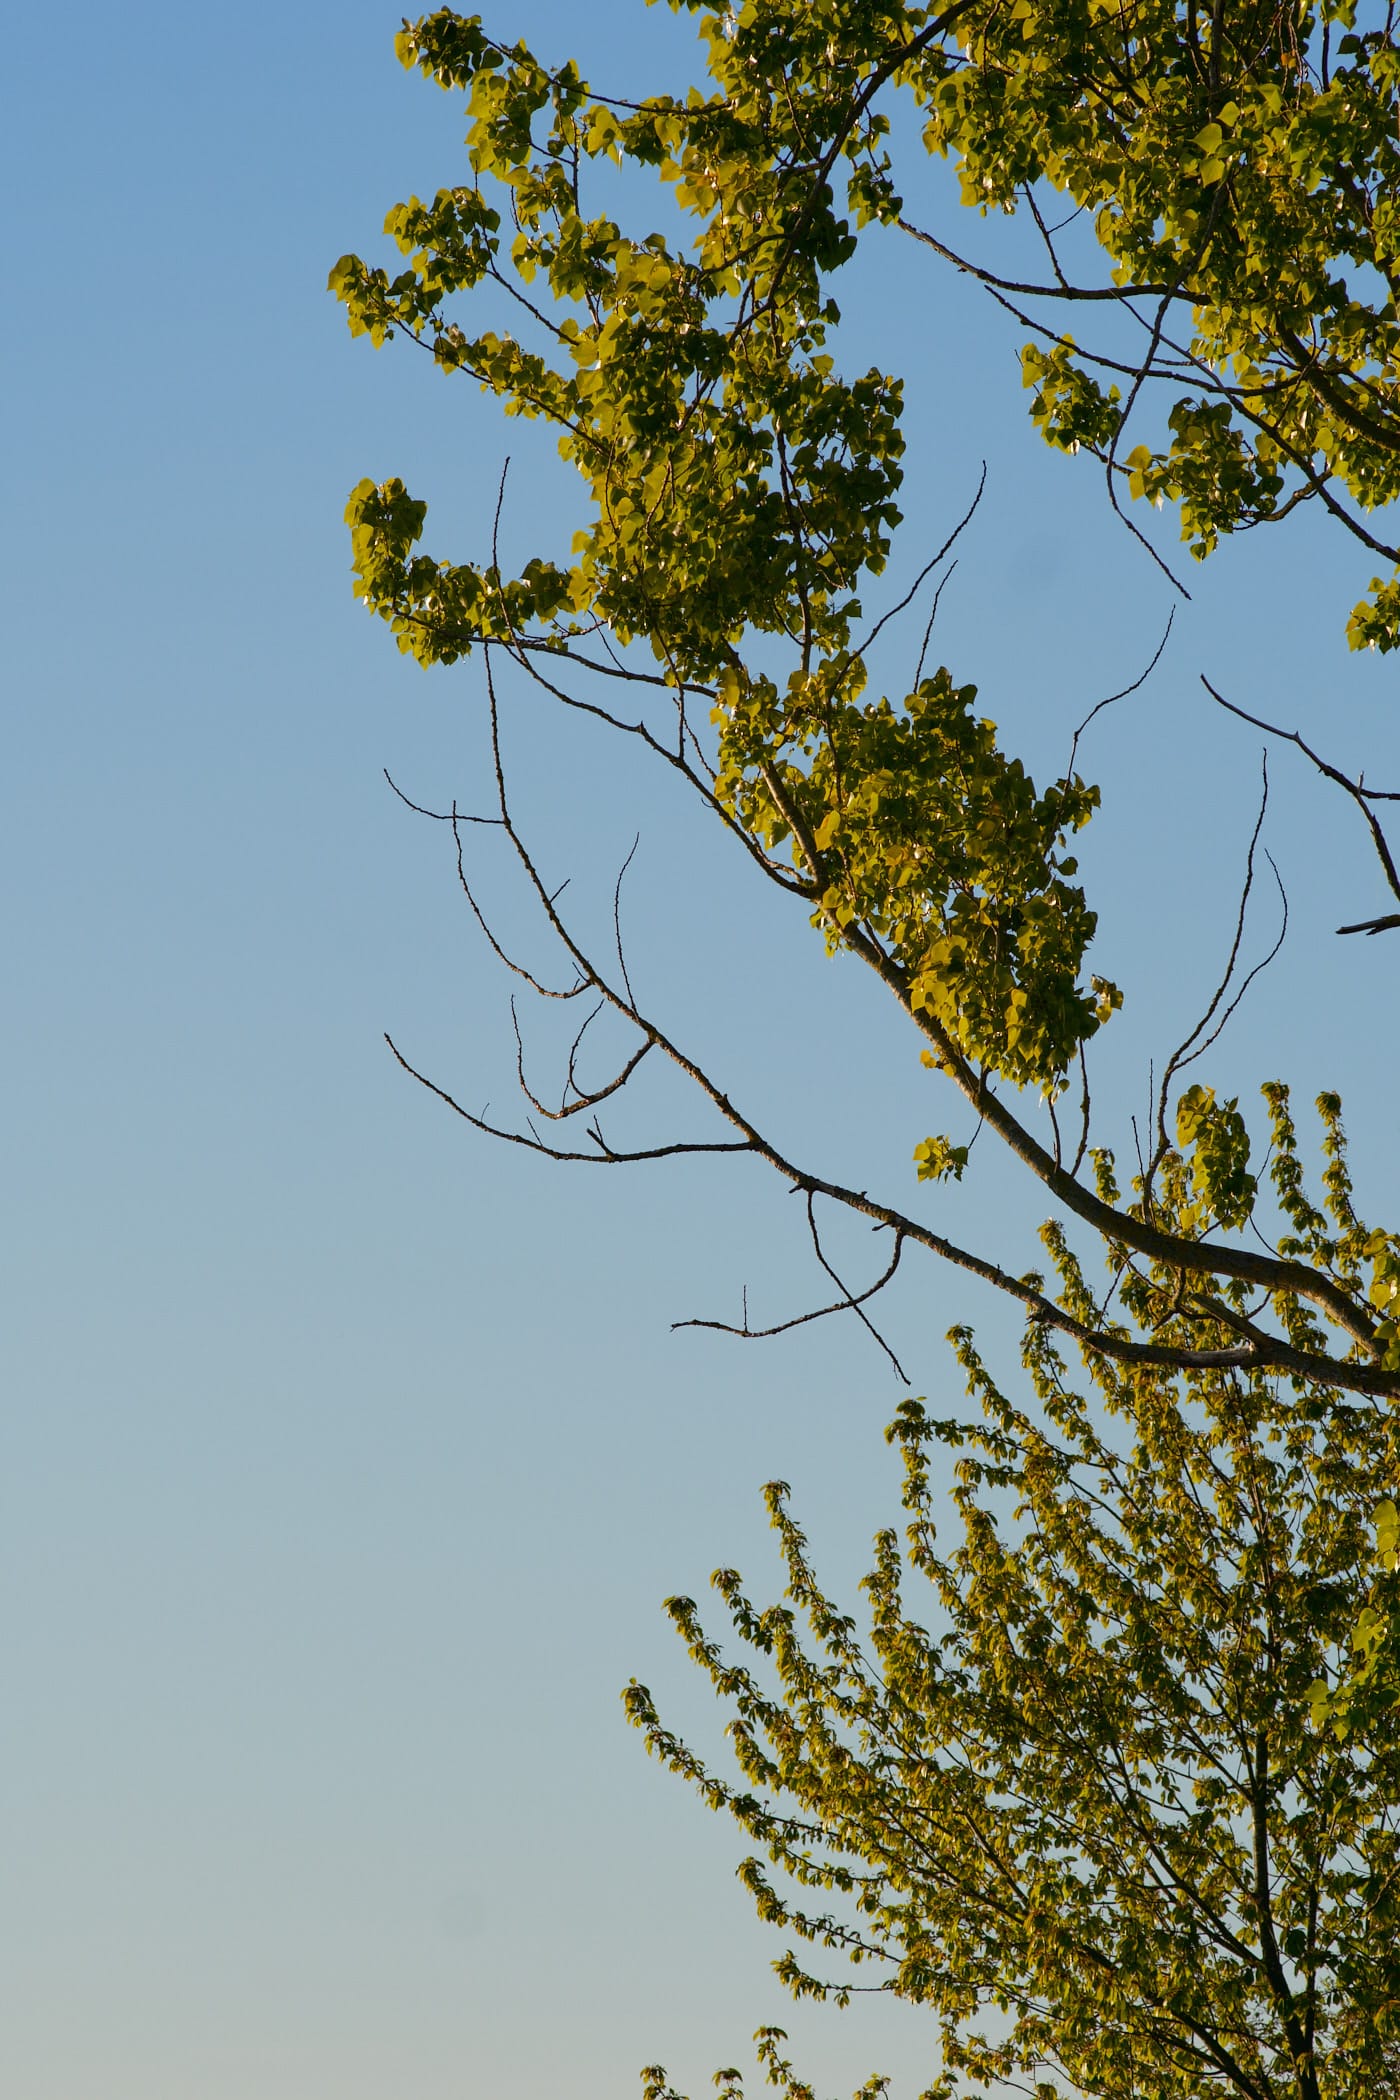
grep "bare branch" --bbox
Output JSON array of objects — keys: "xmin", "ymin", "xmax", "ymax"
[
  {"xmin": 499, "ymin": 639, "xmax": 813, "ymax": 900},
  {"xmin": 451, "ymin": 803, "xmax": 588, "ymax": 1001},
  {"xmin": 613, "ymin": 833, "xmax": 641, "ymax": 1011},
  {"xmin": 1065, "ymin": 611, "xmax": 1175, "ymax": 782},
  {"xmin": 1071, "ymin": 1043, "xmax": 1093, "ymax": 1181},
  {"xmin": 386, "ymin": 631, "xmax": 1390, "ymax": 1393},
  {"xmin": 1154, "ymin": 756, "xmax": 1288, "ymax": 1165},
  {"xmin": 383, "ymin": 769, "xmax": 503, "ymax": 827},
  {"xmin": 509, "ymin": 994, "xmax": 655, "ymax": 1120},
  {"xmin": 675, "ymin": 1218, "xmax": 908, "ymax": 1381},
  {"xmin": 896, "ymin": 214, "xmax": 1172, "ymax": 304},
  {"xmin": 386, "ymin": 1032, "xmax": 753, "ymax": 1165},
  {"xmin": 912, "ymin": 562, "xmax": 958, "ymax": 690},
  {"xmin": 1336, "ymin": 912, "xmax": 1400, "ymax": 937},
  {"xmin": 1203, "ymin": 677, "xmax": 1400, "ymax": 928},
  {"xmin": 852, "ymin": 466, "xmax": 987, "ymax": 663},
  {"xmin": 802, "ymin": 1195, "xmax": 910, "ymax": 1381},
  {"xmin": 1172, "ymin": 848, "xmax": 1287, "ymax": 1079},
  {"xmin": 490, "ymin": 455, "xmax": 510, "ymax": 574}
]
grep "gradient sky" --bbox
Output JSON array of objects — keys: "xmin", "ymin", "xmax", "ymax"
[{"xmin": 5, "ymin": 7, "xmax": 1397, "ymax": 2098}]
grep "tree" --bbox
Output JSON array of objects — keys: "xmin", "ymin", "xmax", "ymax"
[
  {"xmin": 627, "ymin": 1330, "xmax": 1400, "ymax": 2099},
  {"xmin": 330, "ymin": 2, "xmax": 1400, "ymax": 1398},
  {"xmin": 329, "ymin": 4, "xmax": 1400, "ymax": 2091}
]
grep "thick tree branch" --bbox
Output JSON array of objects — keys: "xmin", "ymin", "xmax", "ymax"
[{"xmin": 750, "ymin": 739, "xmax": 1380, "ymax": 1360}]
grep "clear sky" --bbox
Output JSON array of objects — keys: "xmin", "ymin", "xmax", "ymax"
[{"xmin": 4, "ymin": 7, "xmax": 1396, "ymax": 2099}]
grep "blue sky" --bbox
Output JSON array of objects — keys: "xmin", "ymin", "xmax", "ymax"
[{"xmin": 4, "ymin": 6, "xmax": 1396, "ymax": 2098}]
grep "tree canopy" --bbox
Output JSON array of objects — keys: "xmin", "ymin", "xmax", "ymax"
[
  {"xmin": 337, "ymin": 0, "xmax": 1400, "ymax": 646},
  {"xmin": 331, "ymin": 1, "xmax": 1400, "ymax": 1398},
  {"xmin": 331, "ymin": 5, "xmax": 1400, "ymax": 2094},
  {"xmin": 629, "ymin": 1335, "xmax": 1400, "ymax": 2097}
]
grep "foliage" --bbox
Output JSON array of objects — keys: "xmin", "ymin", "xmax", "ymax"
[
  {"xmin": 898, "ymin": 0, "xmax": 1400, "ymax": 643},
  {"xmin": 1311, "ymin": 1495, "xmax": 1400, "ymax": 1739},
  {"xmin": 331, "ymin": 5, "xmax": 1400, "ymax": 1400},
  {"xmin": 337, "ymin": 1, "xmax": 1400, "ymax": 648},
  {"xmin": 627, "ymin": 1320, "xmax": 1400, "ymax": 2099},
  {"xmin": 330, "ymin": 8, "xmax": 1400, "ymax": 2096}
]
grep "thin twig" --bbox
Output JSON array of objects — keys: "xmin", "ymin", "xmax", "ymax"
[
  {"xmin": 509, "ymin": 994, "xmax": 654, "ymax": 1120},
  {"xmin": 613, "ymin": 833, "xmax": 641, "ymax": 1010},
  {"xmin": 450, "ymin": 803, "xmax": 587, "ymax": 1001},
  {"xmin": 802, "ymin": 1195, "xmax": 910, "ymax": 1381},
  {"xmin": 852, "ymin": 466, "xmax": 987, "ymax": 662},
  {"xmin": 913, "ymin": 565, "xmax": 958, "ymax": 691},
  {"xmin": 675, "ymin": 1220, "xmax": 908, "ymax": 1382},
  {"xmin": 384, "ymin": 769, "xmax": 503, "ymax": 826},
  {"xmin": 1066, "ymin": 612, "xmax": 1175, "ymax": 781},
  {"xmin": 387, "ymin": 1032, "xmax": 752, "ymax": 1165},
  {"xmin": 1203, "ymin": 677, "xmax": 1400, "ymax": 927},
  {"xmin": 1153, "ymin": 756, "xmax": 1286, "ymax": 1164}
]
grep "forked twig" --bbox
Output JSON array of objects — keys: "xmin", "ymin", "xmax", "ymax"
[
  {"xmin": 386, "ymin": 1031, "xmax": 753, "ymax": 1165},
  {"xmin": 1203, "ymin": 677, "xmax": 1400, "ymax": 934},
  {"xmin": 509, "ymin": 994, "xmax": 654, "ymax": 1120},
  {"xmin": 383, "ymin": 768, "xmax": 503, "ymax": 826},
  {"xmin": 452, "ymin": 803, "xmax": 587, "ymax": 1001},
  {"xmin": 676, "ymin": 1208, "xmax": 909, "ymax": 1382},
  {"xmin": 1153, "ymin": 755, "xmax": 1287, "ymax": 1168},
  {"xmin": 913, "ymin": 565, "xmax": 958, "ymax": 692},
  {"xmin": 852, "ymin": 466, "xmax": 987, "ymax": 663}
]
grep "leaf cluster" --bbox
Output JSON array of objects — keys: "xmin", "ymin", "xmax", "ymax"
[
  {"xmin": 331, "ymin": 8, "xmax": 909, "ymax": 681},
  {"xmin": 329, "ymin": 11, "xmax": 1126, "ymax": 1091},
  {"xmin": 1312, "ymin": 1495, "xmax": 1400, "ymax": 1738},
  {"xmin": 714, "ymin": 655, "xmax": 1113, "ymax": 1087},
  {"xmin": 627, "ymin": 1315, "xmax": 1400, "ymax": 2097},
  {"xmin": 707, "ymin": 0, "xmax": 1400, "ymax": 640},
  {"xmin": 909, "ymin": 0, "xmax": 1400, "ymax": 611}
]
